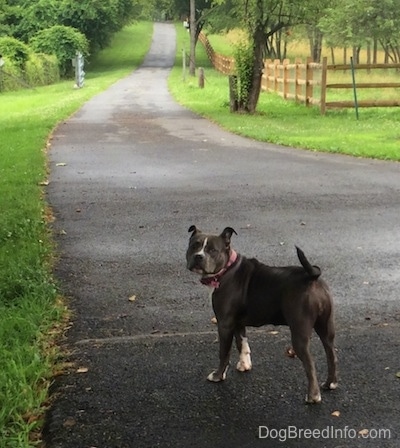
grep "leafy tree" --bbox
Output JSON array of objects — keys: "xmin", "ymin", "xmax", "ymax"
[
  {"xmin": 30, "ymin": 25, "xmax": 89, "ymax": 77},
  {"xmin": 57, "ymin": 0, "xmax": 120, "ymax": 51},
  {"xmin": 298, "ymin": 0, "xmax": 335, "ymax": 62},
  {"xmin": 12, "ymin": 0, "xmax": 59, "ymax": 42},
  {"xmin": 231, "ymin": 0, "xmax": 296, "ymax": 113}
]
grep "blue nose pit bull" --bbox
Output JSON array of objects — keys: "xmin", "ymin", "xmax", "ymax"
[{"xmin": 186, "ymin": 225, "xmax": 338, "ymax": 404}]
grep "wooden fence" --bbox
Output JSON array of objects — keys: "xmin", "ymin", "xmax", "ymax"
[
  {"xmin": 263, "ymin": 57, "xmax": 400, "ymax": 114},
  {"xmin": 198, "ymin": 33, "xmax": 400, "ymax": 114},
  {"xmin": 198, "ymin": 33, "xmax": 235, "ymax": 75}
]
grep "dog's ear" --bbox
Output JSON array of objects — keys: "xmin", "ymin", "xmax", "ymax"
[
  {"xmin": 188, "ymin": 225, "xmax": 200, "ymax": 237},
  {"xmin": 220, "ymin": 227, "xmax": 237, "ymax": 247}
]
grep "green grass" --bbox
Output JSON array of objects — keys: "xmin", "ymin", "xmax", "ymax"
[
  {"xmin": 0, "ymin": 21, "xmax": 153, "ymax": 447},
  {"xmin": 170, "ymin": 25, "xmax": 400, "ymax": 160}
]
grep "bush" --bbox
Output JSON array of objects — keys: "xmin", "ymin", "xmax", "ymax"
[
  {"xmin": 0, "ymin": 53, "xmax": 59, "ymax": 92},
  {"xmin": 30, "ymin": 25, "xmax": 89, "ymax": 77},
  {"xmin": 0, "ymin": 37, "xmax": 31, "ymax": 68},
  {"xmin": 233, "ymin": 42, "xmax": 254, "ymax": 111},
  {"xmin": 25, "ymin": 53, "xmax": 60, "ymax": 86}
]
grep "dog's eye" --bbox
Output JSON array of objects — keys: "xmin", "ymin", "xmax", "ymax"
[
  {"xmin": 192, "ymin": 241, "xmax": 202, "ymax": 250},
  {"xmin": 208, "ymin": 247, "xmax": 218, "ymax": 255}
]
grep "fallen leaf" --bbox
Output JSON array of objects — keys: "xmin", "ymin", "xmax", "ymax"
[
  {"xmin": 211, "ymin": 317, "xmax": 217, "ymax": 324},
  {"xmin": 56, "ymin": 162, "xmax": 67, "ymax": 166},
  {"xmin": 76, "ymin": 367, "xmax": 89, "ymax": 373},
  {"xmin": 59, "ymin": 229, "xmax": 67, "ymax": 235},
  {"xmin": 128, "ymin": 295, "xmax": 136, "ymax": 302},
  {"xmin": 396, "ymin": 372, "xmax": 400, "ymax": 378},
  {"xmin": 63, "ymin": 417, "xmax": 76, "ymax": 428},
  {"xmin": 268, "ymin": 330, "xmax": 279, "ymax": 335},
  {"xmin": 331, "ymin": 410, "xmax": 341, "ymax": 417},
  {"xmin": 358, "ymin": 429, "xmax": 369, "ymax": 436},
  {"xmin": 39, "ymin": 180, "xmax": 49, "ymax": 186},
  {"xmin": 285, "ymin": 347, "xmax": 296, "ymax": 358}
]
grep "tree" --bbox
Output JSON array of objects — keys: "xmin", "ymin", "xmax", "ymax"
[
  {"xmin": 298, "ymin": 0, "xmax": 334, "ymax": 62},
  {"xmin": 232, "ymin": 0, "xmax": 296, "ymax": 113},
  {"xmin": 168, "ymin": 0, "xmax": 220, "ymax": 75},
  {"xmin": 30, "ymin": 25, "xmax": 89, "ymax": 76},
  {"xmin": 12, "ymin": 0, "xmax": 59, "ymax": 42}
]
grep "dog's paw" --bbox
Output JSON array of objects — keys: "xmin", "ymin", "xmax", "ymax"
[
  {"xmin": 322, "ymin": 381, "xmax": 338, "ymax": 390},
  {"xmin": 236, "ymin": 359, "xmax": 252, "ymax": 372},
  {"xmin": 207, "ymin": 366, "xmax": 228, "ymax": 382},
  {"xmin": 305, "ymin": 393, "xmax": 322, "ymax": 404}
]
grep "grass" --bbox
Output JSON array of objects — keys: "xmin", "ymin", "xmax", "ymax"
[
  {"xmin": 169, "ymin": 25, "xmax": 400, "ymax": 160},
  {"xmin": 0, "ymin": 21, "xmax": 153, "ymax": 447}
]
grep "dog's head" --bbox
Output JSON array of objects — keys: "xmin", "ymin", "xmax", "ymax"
[{"xmin": 186, "ymin": 225, "xmax": 237, "ymax": 276}]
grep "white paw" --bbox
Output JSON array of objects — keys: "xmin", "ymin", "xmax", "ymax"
[
  {"xmin": 207, "ymin": 365, "xmax": 229, "ymax": 382},
  {"xmin": 305, "ymin": 393, "xmax": 322, "ymax": 404},
  {"xmin": 237, "ymin": 337, "xmax": 252, "ymax": 372},
  {"xmin": 236, "ymin": 359, "xmax": 252, "ymax": 372}
]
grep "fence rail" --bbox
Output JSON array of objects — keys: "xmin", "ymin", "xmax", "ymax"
[
  {"xmin": 198, "ymin": 33, "xmax": 235, "ymax": 75},
  {"xmin": 263, "ymin": 57, "xmax": 400, "ymax": 114},
  {"xmin": 198, "ymin": 32, "xmax": 400, "ymax": 114}
]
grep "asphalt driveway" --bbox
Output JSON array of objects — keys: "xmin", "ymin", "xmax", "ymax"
[{"xmin": 44, "ymin": 22, "xmax": 400, "ymax": 448}]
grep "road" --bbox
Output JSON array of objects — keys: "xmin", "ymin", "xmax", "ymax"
[{"xmin": 44, "ymin": 22, "xmax": 400, "ymax": 448}]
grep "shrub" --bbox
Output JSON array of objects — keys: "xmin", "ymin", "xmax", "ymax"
[
  {"xmin": 25, "ymin": 53, "xmax": 60, "ymax": 86},
  {"xmin": 0, "ymin": 37, "xmax": 31, "ymax": 68},
  {"xmin": 30, "ymin": 25, "xmax": 89, "ymax": 77},
  {"xmin": 233, "ymin": 41, "xmax": 254, "ymax": 111}
]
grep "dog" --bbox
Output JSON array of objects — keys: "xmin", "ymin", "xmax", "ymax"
[{"xmin": 186, "ymin": 225, "xmax": 337, "ymax": 404}]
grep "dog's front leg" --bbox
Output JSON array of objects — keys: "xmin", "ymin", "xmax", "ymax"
[
  {"xmin": 234, "ymin": 327, "xmax": 252, "ymax": 372},
  {"xmin": 207, "ymin": 325, "xmax": 234, "ymax": 382}
]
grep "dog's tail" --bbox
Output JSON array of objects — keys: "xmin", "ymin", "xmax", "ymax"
[{"xmin": 296, "ymin": 246, "xmax": 321, "ymax": 279}]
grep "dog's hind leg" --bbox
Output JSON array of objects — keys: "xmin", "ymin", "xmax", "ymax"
[
  {"xmin": 290, "ymin": 327, "xmax": 321, "ymax": 404},
  {"xmin": 234, "ymin": 327, "xmax": 252, "ymax": 372},
  {"xmin": 315, "ymin": 317, "xmax": 338, "ymax": 391}
]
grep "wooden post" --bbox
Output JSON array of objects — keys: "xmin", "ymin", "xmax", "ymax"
[
  {"xmin": 229, "ymin": 75, "xmax": 238, "ymax": 112},
  {"xmin": 305, "ymin": 56, "xmax": 313, "ymax": 106},
  {"xmin": 182, "ymin": 48, "xmax": 186, "ymax": 81},
  {"xmin": 198, "ymin": 67, "xmax": 204, "ymax": 88},
  {"xmin": 274, "ymin": 59, "xmax": 279, "ymax": 93},
  {"xmin": 265, "ymin": 59, "xmax": 271, "ymax": 91},
  {"xmin": 295, "ymin": 58, "xmax": 302, "ymax": 102},
  {"xmin": 320, "ymin": 57, "xmax": 328, "ymax": 115},
  {"xmin": 283, "ymin": 59, "xmax": 289, "ymax": 98}
]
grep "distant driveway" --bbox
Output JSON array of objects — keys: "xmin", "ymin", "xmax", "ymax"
[{"xmin": 45, "ymin": 22, "xmax": 400, "ymax": 448}]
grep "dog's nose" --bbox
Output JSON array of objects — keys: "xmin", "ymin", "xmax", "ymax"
[{"xmin": 194, "ymin": 254, "xmax": 204, "ymax": 262}]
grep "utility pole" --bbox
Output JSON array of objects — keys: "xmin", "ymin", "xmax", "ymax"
[{"xmin": 189, "ymin": 0, "xmax": 196, "ymax": 76}]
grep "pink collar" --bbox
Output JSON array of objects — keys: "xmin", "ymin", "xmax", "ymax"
[{"xmin": 200, "ymin": 250, "xmax": 239, "ymax": 289}]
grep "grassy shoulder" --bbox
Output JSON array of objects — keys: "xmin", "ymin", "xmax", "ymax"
[
  {"xmin": 0, "ymin": 21, "xmax": 153, "ymax": 447},
  {"xmin": 169, "ymin": 25, "xmax": 400, "ymax": 161}
]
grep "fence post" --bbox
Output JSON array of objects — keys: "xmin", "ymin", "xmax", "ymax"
[
  {"xmin": 295, "ymin": 58, "xmax": 302, "ymax": 102},
  {"xmin": 320, "ymin": 57, "xmax": 327, "ymax": 115},
  {"xmin": 274, "ymin": 59, "xmax": 279, "ymax": 93},
  {"xmin": 283, "ymin": 59, "xmax": 289, "ymax": 98},
  {"xmin": 305, "ymin": 56, "xmax": 313, "ymax": 106},
  {"xmin": 265, "ymin": 60, "xmax": 271, "ymax": 91},
  {"xmin": 198, "ymin": 67, "xmax": 205, "ymax": 88},
  {"xmin": 229, "ymin": 75, "xmax": 238, "ymax": 112}
]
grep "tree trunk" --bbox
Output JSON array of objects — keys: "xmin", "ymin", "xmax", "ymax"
[
  {"xmin": 189, "ymin": 0, "xmax": 196, "ymax": 76},
  {"xmin": 246, "ymin": 27, "xmax": 266, "ymax": 114}
]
